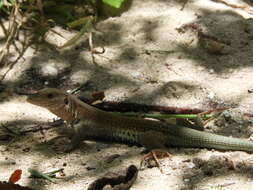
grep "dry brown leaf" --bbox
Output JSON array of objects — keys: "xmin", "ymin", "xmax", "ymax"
[
  {"xmin": 8, "ymin": 170, "xmax": 22, "ymax": 184},
  {"xmin": 87, "ymin": 165, "xmax": 138, "ymax": 190}
]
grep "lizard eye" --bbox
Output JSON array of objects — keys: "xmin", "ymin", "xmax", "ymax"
[{"xmin": 47, "ymin": 93, "xmax": 54, "ymax": 99}]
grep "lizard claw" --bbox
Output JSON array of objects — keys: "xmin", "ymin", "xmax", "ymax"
[
  {"xmin": 62, "ymin": 144, "xmax": 75, "ymax": 153},
  {"xmin": 53, "ymin": 141, "xmax": 75, "ymax": 153},
  {"xmin": 140, "ymin": 149, "xmax": 171, "ymax": 173}
]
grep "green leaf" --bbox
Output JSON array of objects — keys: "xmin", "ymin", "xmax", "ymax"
[
  {"xmin": 0, "ymin": 1, "xmax": 3, "ymax": 9},
  {"xmin": 102, "ymin": 0, "xmax": 125, "ymax": 8}
]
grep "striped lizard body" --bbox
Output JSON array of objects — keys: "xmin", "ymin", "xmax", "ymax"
[{"xmin": 27, "ymin": 88, "xmax": 253, "ymax": 152}]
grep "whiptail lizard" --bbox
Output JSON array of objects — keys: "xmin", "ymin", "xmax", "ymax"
[{"xmin": 27, "ymin": 88, "xmax": 253, "ymax": 153}]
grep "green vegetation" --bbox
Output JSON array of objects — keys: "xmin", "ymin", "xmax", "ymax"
[
  {"xmin": 0, "ymin": 0, "xmax": 128, "ymax": 64},
  {"xmin": 103, "ymin": 0, "xmax": 125, "ymax": 8}
]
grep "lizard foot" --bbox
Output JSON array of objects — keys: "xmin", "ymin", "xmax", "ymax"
[
  {"xmin": 52, "ymin": 138, "xmax": 75, "ymax": 153},
  {"xmin": 140, "ymin": 149, "xmax": 171, "ymax": 173},
  {"xmin": 62, "ymin": 144, "xmax": 75, "ymax": 153},
  {"xmin": 53, "ymin": 144, "xmax": 74, "ymax": 153}
]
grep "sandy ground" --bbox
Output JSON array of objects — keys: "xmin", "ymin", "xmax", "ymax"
[{"xmin": 1, "ymin": 0, "xmax": 253, "ymax": 189}]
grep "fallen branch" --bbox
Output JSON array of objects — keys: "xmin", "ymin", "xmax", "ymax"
[
  {"xmin": 87, "ymin": 165, "xmax": 138, "ymax": 190},
  {"xmin": 213, "ymin": 0, "xmax": 253, "ymax": 15}
]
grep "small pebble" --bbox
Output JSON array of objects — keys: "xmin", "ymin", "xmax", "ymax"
[
  {"xmin": 207, "ymin": 92, "xmax": 215, "ymax": 99},
  {"xmin": 86, "ymin": 166, "xmax": 96, "ymax": 171},
  {"xmin": 184, "ymin": 178, "xmax": 190, "ymax": 182}
]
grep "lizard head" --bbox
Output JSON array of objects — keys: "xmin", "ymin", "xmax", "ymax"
[{"xmin": 27, "ymin": 88, "xmax": 68, "ymax": 111}]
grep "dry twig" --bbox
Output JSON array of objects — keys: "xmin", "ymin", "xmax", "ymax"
[
  {"xmin": 213, "ymin": 0, "xmax": 253, "ymax": 15},
  {"xmin": 0, "ymin": 2, "xmax": 22, "ymax": 64}
]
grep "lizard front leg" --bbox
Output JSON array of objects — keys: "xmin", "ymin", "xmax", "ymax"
[
  {"xmin": 63, "ymin": 133, "xmax": 83, "ymax": 152},
  {"xmin": 63, "ymin": 119, "xmax": 89, "ymax": 152}
]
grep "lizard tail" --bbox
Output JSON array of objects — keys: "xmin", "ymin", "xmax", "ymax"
[{"xmin": 166, "ymin": 125, "xmax": 253, "ymax": 152}]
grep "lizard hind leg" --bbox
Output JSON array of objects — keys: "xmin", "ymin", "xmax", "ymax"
[
  {"xmin": 139, "ymin": 131, "xmax": 171, "ymax": 173},
  {"xmin": 140, "ymin": 149, "xmax": 171, "ymax": 173}
]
